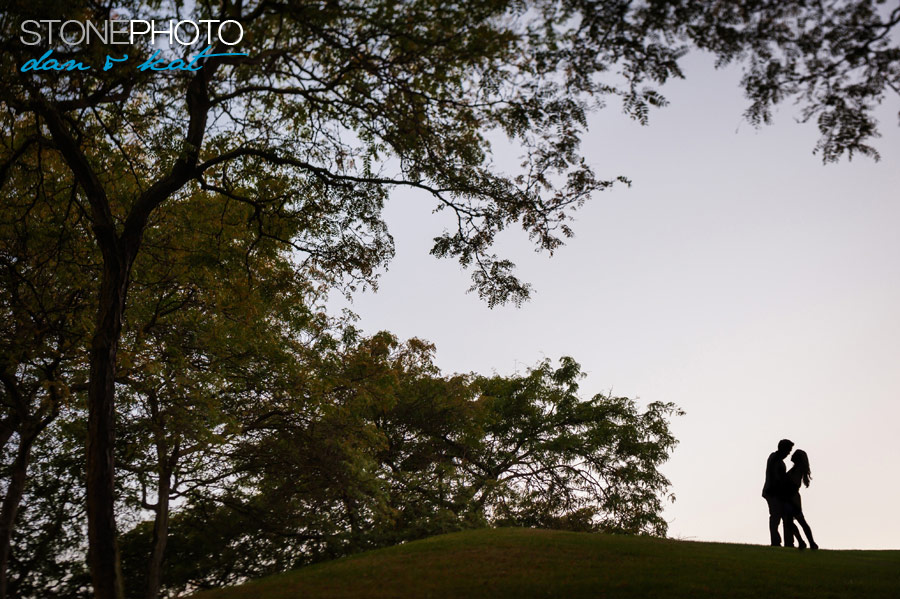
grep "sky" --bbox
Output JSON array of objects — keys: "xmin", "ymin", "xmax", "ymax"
[{"xmin": 329, "ymin": 52, "xmax": 900, "ymax": 550}]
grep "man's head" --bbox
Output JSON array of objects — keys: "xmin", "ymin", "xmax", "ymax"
[{"xmin": 777, "ymin": 438, "xmax": 794, "ymax": 458}]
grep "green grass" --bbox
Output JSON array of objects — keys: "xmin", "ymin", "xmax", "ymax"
[{"xmin": 193, "ymin": 528, "xmax": 900, "ymax": 598}]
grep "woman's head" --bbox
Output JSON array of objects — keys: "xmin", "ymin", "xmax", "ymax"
[{"xmin": 791, "ymin": 449, "xmax": 812, "ymax": 487}]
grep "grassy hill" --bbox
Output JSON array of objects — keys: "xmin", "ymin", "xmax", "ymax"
[{"xmin": 193, "ymin": 528, "xmax": 900, "ymax": 599}]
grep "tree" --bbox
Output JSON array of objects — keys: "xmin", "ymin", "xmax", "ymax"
[
  {"xmin": 683, "ymin": 0, "xmax": 900, "ymax": 162},
  {"xmin": 364, "ymin": 349, "xmax": 681, "ymax": 537},
  {"xmin": 121, "ymin": 336, "xmax": 680, "ymax": 597},
  {"xmin": 0, "ymin": 124, "xmax": 94, "ymax": 598},
  {"xmin": 2, "ymin": 1, "xmax": 897, "ymax": 596},
  {"xmin": 5, "ymin": 419, "xmax": 91, "ymax": 599},
  {"xmin": 0, "ymin": 182, "xmax": 337, "ymax": 598},
  {"xmin": 113, "ymin": 191, "xmax": 328, "ymax": 599},
  {"xmin": 469, "ymin": 358, "xmax": 680, "ymax": 535}
]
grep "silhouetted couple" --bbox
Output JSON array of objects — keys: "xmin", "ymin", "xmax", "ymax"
[{"xmin": 761, "ymin": 439, "xmax": 818, "ymax": 550}]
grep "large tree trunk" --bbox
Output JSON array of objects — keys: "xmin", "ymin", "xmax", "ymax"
[
  {"xmin": 144, "ymin": 465, "xmax": 171, "ymax": 599},
  {"xmin": 35, "ymin": 56, "xmax": 210, "ymax": 599},
  {"xmin": 0, "ymin": 428, "xmax": 36, "ymax": 599},
  {"xmin": 86, "ymin": 264, "xmax": 129, "ymax": 599}
]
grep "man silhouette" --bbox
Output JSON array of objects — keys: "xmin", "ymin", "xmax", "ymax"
[{"xmin": 762, "ymin": 439, "xmax": 794, "ymax": 546}]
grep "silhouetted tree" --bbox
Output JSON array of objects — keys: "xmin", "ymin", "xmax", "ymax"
[
  {"xmin": 0, "ymin": 133, "xmax": 94, "ymax": 598},
  {"xmin": 116, "ymin": 337, "xmax": 680, "ymax": 596}
]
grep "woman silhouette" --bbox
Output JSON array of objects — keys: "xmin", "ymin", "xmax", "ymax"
[{"xmin": 782, "ymin": 449, "xmax": 818, "ymax": 550}]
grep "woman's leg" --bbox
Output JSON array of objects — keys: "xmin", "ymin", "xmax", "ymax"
[
  {"xmin": 791, "ymin": 518, "xmax": 806, "ymax": 549},
  {"xmin": 794, "ymin": 512, "xmax": 817, "ymax": 549}
]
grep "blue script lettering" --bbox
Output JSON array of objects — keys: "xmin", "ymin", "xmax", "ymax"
[
  {"xmin": 138, "ymin": 45, "xmax": 248, "ymax": 72},
  {"xmin": 21, "ymin": 50, "xmax": 91, "ymax": 72},
  {"xmin": 104, "ymin": 54, "xmax": 129, "ymax": 71}
]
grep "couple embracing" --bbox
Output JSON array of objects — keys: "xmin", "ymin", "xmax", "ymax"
[{"xmin": 762, "ymin": 439, "xmax": 818, "ymax": 550}]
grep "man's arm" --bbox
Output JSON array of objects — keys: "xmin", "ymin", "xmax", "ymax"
[{"xmin": 762, "ymin": 453, "xmax": 785, "ymax": 496}]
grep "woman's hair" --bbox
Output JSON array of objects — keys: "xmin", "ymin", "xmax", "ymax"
[{"xmin": 791, "ymin": 449, "xmax": 812, "ymax": 487}]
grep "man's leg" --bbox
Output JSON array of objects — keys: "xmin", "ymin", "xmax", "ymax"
[
  {"xmin": 765, "ymin": 496, "xmax": 782, "ymax": 546},
  {"xmin": 782, "ymin": 501, "xmax": 798, "ymax": 547}
]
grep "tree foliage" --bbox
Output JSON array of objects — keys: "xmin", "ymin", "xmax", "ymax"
[
  {"xmin": 0, "ymin": 117, "xmax": 95, "ymax": 599},
  {"xmin": 115, "ymin": 336, "xmax": 681, "ymax": 597},
  {"xmin": 683, "ymin": 0, "xmax": 900, "ymax": 161},
  {"xmin": 5, "ymin": 327, "xmax": 683, "ymax": 599}
]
